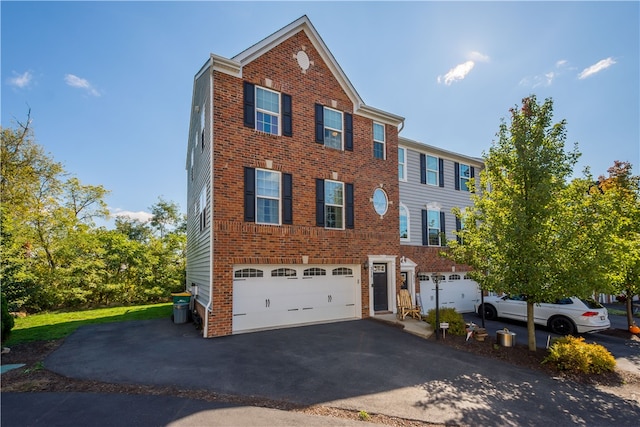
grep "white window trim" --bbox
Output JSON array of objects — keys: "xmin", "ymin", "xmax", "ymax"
[
  {"xmin": 399, "ymin": 203, "xmax": 410, "ymax": 242},
  {"xmin": 373, "ymin": 122, "xmax": 385, "ymax": 159},
  {"xmin": 255, "ymin": 86, "xmax": 281, "ymax": 136},
  {"xmin": 324, "ymin": 179, "xmax": 345, "ymax": 230},
  {"xmin": 323, "ymin": 106, "xmax": 343, "ymax": 150},
  {"xmin": 398, "ymin": 147, "xmax": 407, "ymax": 182},
  {"xmin": 255, "ymin": 168, "xmax": 282, "ymax": 225},
  {"xmin": 427, "ymin": 155, "xmax": 439, "ymax": 186}
]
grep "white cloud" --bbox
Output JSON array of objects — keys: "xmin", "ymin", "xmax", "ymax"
[
  {"xmin": 8, "ymin": 71, "xmax": 33, "ymax": 88},
  {"xmin": 437, "ymin": 51, "xmax": 489, "ymax": 86},
  {"xmin": 111, "ymin": 209, "xmax": 153, "ymax": 223},
  {"xmin": 556, "ymin": 59, "xmax": 568, "ymax": 68},
  {"xmin": 64, "ymin": 73, "xmax": 101, "ymax": 96},
  {"xmin": 437, "ymin": 60, "xmax": 475, "ymax": 85},
  {"xmin": 469, "ymin": 51, "xmax": 490, "ymax": 62},
  {"xmin": 578, "ymin": 57, "xmax": 616, "ymax": 79}
]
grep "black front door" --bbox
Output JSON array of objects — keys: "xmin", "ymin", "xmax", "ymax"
[{"xmin": 372, "ymin": 263, "xmax": 388, "ymax": 311}]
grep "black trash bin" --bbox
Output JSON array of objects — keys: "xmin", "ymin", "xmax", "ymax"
[{"xmin": 173, "ymin": 302, "xmax": 189, "ymax": 324}]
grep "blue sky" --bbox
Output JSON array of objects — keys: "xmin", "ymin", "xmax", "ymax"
[{"xmin": 2, "ymin": 1, "xmax": 638, "ymax": 223}]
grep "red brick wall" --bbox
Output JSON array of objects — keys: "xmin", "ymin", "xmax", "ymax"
[
  {"xmin": 206, "ymin": 31, "xmax": 401, "ymax": 337},
  {"xmin": 399, "ymin": 246, "xmax": 471, "ymax": 294}
]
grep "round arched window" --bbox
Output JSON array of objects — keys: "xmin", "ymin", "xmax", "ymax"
[{"xmin": 372, "ymin": 188, "xmax": 388, "ymax": 216}]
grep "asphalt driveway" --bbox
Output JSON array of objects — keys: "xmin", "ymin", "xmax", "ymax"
[{"xmin": 34, "ymin": 318, "xmax": 640, "ymax": 426}]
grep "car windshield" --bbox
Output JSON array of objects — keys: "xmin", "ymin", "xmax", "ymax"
[{"xmin": 580, "ymin": 298, "xmax": 604, "ymax": 309}]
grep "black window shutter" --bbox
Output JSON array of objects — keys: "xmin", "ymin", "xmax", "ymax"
[
  {"xmin": 420, "ymin": 154, "xmax": 427, "ymax": 184},
  {"xmin": 282, "ymin": 94, "xmax": 292, "ymax": 137},
  {"xmin": 456, "ymin": 217, "xmax": 462, "ymax": 244},
  {"xmin": 315, "ymin": 104, "xmax": 324, "ymax": 143},
  {"xmin": 243, "ymin": 82, "xmax": 255, "ymax": 129},
  {"xmin": 470, "ymin": 166, "xmax": 475, "ymax": 193},
  {"xmin": 282, "ymin": 173, "xmax": 293, "ymax": 224},
  {"xmin": 244, "ymin": 167, "xmax": 256, "ymax": 222},
  {"xmin": 454, "ymin": 162, "xmax": 460, "ymax": 191},
  {"xmin": 439, "ymin": 158, "xmax": 445, "ymax": 187},
  {"xmin": 345, "ymin": 183, "xmax": 354, "ymax": 229},
  {"xmin": 440, "ymin": 212, "xmax": 446, "ymax": 245},
  {"xmin": 344, "ymin": 112, "xmax": 353, "ymax": 151},
  {"xmin": 421, "ymin": 210, "xmax": 428, "ymax": 246},
  {"xmin": 315, "ymin": 179, "xmax": 325, "ymax": 226}
]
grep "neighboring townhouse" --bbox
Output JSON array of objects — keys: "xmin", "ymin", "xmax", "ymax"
[
  {"xmin": 186, "ymin": 16, "xmax": 405, "ymax": 337},
  {"xmin": 398, "ymin": 136, "xmax": 484, "ymax": 314}
]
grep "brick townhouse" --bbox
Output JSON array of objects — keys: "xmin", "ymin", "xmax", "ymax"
[{"xmin": 186, "ymin": 15, "xmax": 481, "ymax": 337}]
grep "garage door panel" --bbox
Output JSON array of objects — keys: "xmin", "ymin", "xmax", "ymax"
[
  {"xmin": 233, "ymin": 265, "xmax": 359, "ymax": 333},
  {"xmin": 419, "ymin": 277, "xmax": 480, "ymax": 314}
]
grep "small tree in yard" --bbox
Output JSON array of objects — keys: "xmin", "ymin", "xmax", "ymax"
[
  {"xmin": 597, "ymin": 161, "xmax": 640, "ymax": 329},
  {"xmin": 448, "ymin": 96, "xmax": 602, "ymax": 351}
]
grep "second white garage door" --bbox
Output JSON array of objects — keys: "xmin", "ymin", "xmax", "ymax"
[
  {"xmin": 232, "ymin": 264, "xmax": 360, "ymax": 333},
  {"xmin": 419, "ymin": 273, "xmax": 481, "ymax": 314}
]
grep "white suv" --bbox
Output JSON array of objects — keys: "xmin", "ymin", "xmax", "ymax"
[{"xmin": 478, "ymin": 295, "xmax": 610, "ymax": 335}]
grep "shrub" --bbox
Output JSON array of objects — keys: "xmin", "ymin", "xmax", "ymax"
[
  {"xmin": 424, "ymin": 307, "xmax": 466, "ymax": 335},
  {"xmin": 1, "ymin": 292, "xmax": 15, "ymax": 345},
  {"xmin": 542, "ymin": 335, "xmax": 616, "ymax": 374}
]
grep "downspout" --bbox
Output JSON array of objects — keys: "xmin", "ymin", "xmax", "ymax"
[{"xmin": 203, "ymin": 59, "xmax": 214, "ymax": 337}]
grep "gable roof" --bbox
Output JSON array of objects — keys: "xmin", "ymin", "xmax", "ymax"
[
  {"xmin": 399, "ymin": 136, "xmax": 484, "ymax": 166},
  {"xmin": 208, "ymin": 15, "xmax": 404, "ymax": 128}
]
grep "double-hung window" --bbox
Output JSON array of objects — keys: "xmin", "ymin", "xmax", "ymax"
[
  {"xmin": 420, "ymin": 154, "xmax": 444, "ymax": 187},
  {"xmin": 399, "ymin": 203, "xmax": 409, "ymax": 240},
  {"xmin": 398, "ymin": 147, "xmax": 406, "ymax": 181},
  {"xmin": 422, "ymin": 209, "xmax": 446, "ymax": 246},
  {"xmin": 316, "ymin": 179, "xmax": 354, "ymax": 229},
  {"xmin": 324, "ymin": 180, "xmax": 344, "ymax": 229},
  {"xmin": 244, "ymin": 167, "xmax": 293, "ymax": 225},
  {"xmin": 256, "ymin": 169, "xmax": 281, "ymax": 224},
  {"xmin": 243, "ymin": 82, "xmax": 292, "ymax": 136},
  {"xmin": 256, "ymin": 87, "xmax": 280, "ymax": 135},
  {"xmin": 426, "ymin": 155, "xmax": 439, "ymax": 185},
  {"xmin": 323, "ymin": 108, "xmax": 342, "ymax": 149},
  {"xmin": 314, "ymin": 104, "xmax": 353, "ymax": 151},
  {"xmin": 373, "ymin": 122, "xmax": 385, "ymax": 159},
  {"xmin": 455, "ymin": 162, "xmax": 474, "ymax": 191}
]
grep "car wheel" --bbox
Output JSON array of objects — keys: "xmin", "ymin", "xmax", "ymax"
[
  {"xmin": 549, "ymin": 316, "xmax": 575, "ymax": 335},
  {"xmin": 479, "ymin": 304, "xmax": 497, "ymax": 320}
]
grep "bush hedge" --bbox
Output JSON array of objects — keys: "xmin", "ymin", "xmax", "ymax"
[
  {"xmin": 424, "ymin": 307, "xmax": 466, "ymax": 335},
  {"xmin": 543, "ymin": 335, "xmax": 616, "ymax": 374}
]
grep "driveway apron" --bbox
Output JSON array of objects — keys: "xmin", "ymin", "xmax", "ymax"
[{"xmin": 45, "ymin": 318, "xmax": 640, "ymax": 426}]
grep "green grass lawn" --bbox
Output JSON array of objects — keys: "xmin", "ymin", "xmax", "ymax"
[{"xmin": 4, "ymin": 303, "xmax": 172, "ymax": 346}]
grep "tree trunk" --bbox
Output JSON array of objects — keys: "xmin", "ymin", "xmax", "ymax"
[
  {"xmin": 527, "ymin": 301, "xmax": 537, "ymax": 351},
  {"xmin": 626, "ymin": 289, "xmax": 634, "ymax": 328}
]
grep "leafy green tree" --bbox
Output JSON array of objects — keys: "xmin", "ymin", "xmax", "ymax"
[
  {"xmin": 448, "ymin": 96, "xmax": 598, "ymax": 351},
  {"xmin": 597, "ymin": 161, "xmax": 640, "ymax": 328}
]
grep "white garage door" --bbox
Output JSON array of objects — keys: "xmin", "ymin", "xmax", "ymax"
[
  {"xmin": 232, "ymin": 264, "xmax": 359, "ymax": 333},
  {"xmin": 419, "ymin": 273, "xmax": 481, "ymax": 314}
]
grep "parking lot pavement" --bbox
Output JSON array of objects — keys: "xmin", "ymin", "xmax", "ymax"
[
  {"xmin": 1, "ymin": 392, "xmax": 364, "ymax": 427},
  {"xmin": 38, "ymin": 318, "xmax": 640, "ymax": 426}
]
